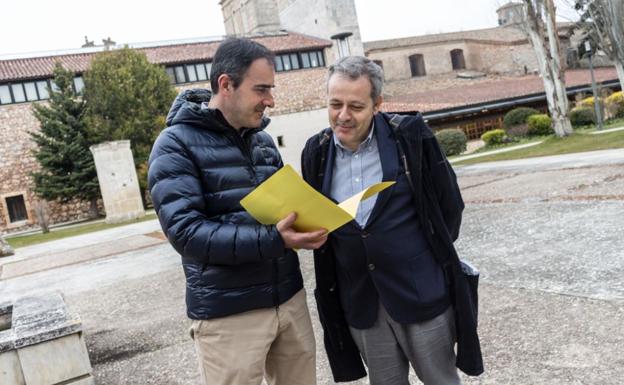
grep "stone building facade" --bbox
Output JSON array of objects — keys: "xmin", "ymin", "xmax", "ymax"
[
  {"xmin": 0, "ymin": 1, "xmax": 616, "ymax": 234},
  {"xmin": 0, "ymin": 33, "xmax": 331, "ymax": 233},
  {"xmin": 364, "ymin": 24, "xmax": 574, "ymax": 82}
]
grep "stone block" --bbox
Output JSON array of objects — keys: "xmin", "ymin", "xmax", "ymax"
[
  {"xmin": 18, "ymin": 333, "xmax": 91, "ymax": 385},
  {"xmin": 0, "ymin": 350, "xmax": 25, "ymax": 385}
]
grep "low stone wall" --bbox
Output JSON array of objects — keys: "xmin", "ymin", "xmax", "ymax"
[{"xmin": 0, "ymin": 292, "xmax": 93, "ymax": 384}]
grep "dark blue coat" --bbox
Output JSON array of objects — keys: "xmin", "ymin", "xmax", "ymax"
[
  {"xmin": 321, "ymin": 115, "xmax": 450, "ymax": 329},
  {"xmin": 148, "ymin": 89, "xmax": 303, "ymax": 320},
  {"xmin": 301, "ymin": 112, "xmax": 483, "ymax": 382}
]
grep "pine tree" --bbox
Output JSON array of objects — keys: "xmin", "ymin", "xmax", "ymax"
[{"xmin": 31, "ymin": 63, "xmax": 100, "ymax": 218}]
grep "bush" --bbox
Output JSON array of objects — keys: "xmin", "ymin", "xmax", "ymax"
[
  {"xmin": 527, "ymin": 114, "xmax": 552, "ymax": 136},
  {"xmin": 435, "ymin": 129, "xmax": 467, "ymax": 156},
  {"xmin": 481, "ymin": 129, "xmax": 507, "ymax": 146},
  {"xmin": 569, "ymin": 107, "xmax": 595, "ymax": 127},
  {"xmin": 606, "ymin": 91, "xmax": 624, "ymax": 119},
  {"xmin": 505, "ymin": 123, "xmax": 529, "ymax": 138},
  {"xmin": 503, "ymin": 107, "xmax": 540, "ymax": 129},
  {"xmin": 577, "ymin": 96, "xmax": 595, "ymax": 108}
]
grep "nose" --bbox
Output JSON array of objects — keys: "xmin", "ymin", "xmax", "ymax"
[
  {"xmin": 337, "ymin": 106, "xmax": 351, "ymax": 121},
  {"xmin": 263, "ymin": 90, "xmax": 275, "ymax": 108}
]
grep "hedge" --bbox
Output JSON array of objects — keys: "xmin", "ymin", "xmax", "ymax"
[
  {"xmin": 569, "ymin": 107, "xmax": 595, "ymax": 127},
  {"xmin": 481, "ymin": 129, "xmax": 506, "ymax": 146},
  {"xmin": 527, "ymin": 114, "xmax": 552, "ymax": 136},
  {"xmin": 435, "ymin": 129, "xmax": 467, "ymax": 156},
  {"xmin": 503, "ymin": 107, "xmax": 540, "ymax": 129}
]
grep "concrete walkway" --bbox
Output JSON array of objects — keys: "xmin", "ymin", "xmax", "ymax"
[{"xmin": 1, "ymin": 148, "xmax": 623, "ymax": 384}]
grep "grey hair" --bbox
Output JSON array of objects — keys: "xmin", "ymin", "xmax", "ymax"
[{"xmin": 327, "ymin": 56, "xmax": 384, "ymax": 101}]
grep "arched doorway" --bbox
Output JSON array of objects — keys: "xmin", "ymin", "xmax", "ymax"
[
  {"xmin": 409, "ymin": 54, "xmax": 426, "ymax": 77},
  {"xmin": 450, "ymin": 49, "xmax": 466, "ymax": 70}
]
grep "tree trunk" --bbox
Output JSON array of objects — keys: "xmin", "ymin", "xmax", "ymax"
[
  {"xmin": 616, "ymin": 61, "xmax": 624, "ymax": 94},
  {"xmin": 88, "ymin": 197, "xmax": 100, "ymax": 219},
  {"xmin": 522, "ymin": 0, "xmax": 573, "ymax": 137}
]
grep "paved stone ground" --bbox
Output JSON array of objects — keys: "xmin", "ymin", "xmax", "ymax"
[{"xmin": 1, "ymin": 150, "xmax": 623, "ymax": 384}]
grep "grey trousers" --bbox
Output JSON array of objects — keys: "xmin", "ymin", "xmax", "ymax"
[{"xmin": 349, "ymin": 304, "xmax": 461, "ymax": 385}]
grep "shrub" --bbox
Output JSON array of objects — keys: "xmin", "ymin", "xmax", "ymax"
[
  {"xmin": 577, "ymin": 96, "xmax": 595, "ymax": 109},
  {"xmin": 605, "ymin": 91, "xmax": 624, "ymax": 119},
  {"xmin": 569, "ymin": 107, "xmax": 595, "ymax": 127},
  {"xmin": 435, "ymin": 128, "xmax": 467, "ymax": 156},
  {"xmin": 505, "ymin": 123, "xmax": 529, "ymax": 137},
  {"xmin": 503, "ymin": 107, "xmax": 540, "ymax": 129},
  {"xmin": 527, "ymin": 114, "xmax": 552, "ymax": 136},
  {"xmin": 481, "ymin": 129, "xmax": 507, "ymax": 146}
]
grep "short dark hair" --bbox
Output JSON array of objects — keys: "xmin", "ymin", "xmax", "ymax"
[{"xmin": 210, "ymin": 38, "xmax": 275, "ymax": 94}]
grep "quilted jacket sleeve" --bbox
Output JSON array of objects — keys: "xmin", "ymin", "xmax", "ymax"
[{"xmin": 148, "ymin": 130, "xmax": 285, "ymax": 265}]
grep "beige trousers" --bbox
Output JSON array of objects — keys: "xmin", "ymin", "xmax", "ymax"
[{"xmin": 189, "ymin": 289, "xmax": 316, "ymax": 385}]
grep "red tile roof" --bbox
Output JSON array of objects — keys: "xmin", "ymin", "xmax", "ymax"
[
  {"xmin": 0, "ymin": 32, "xmax": 331, "ymax": 82},
  {"xmin": 381, "ymin": 67, "xmax": 620, "ymax": 113},
  {"xmin": 364, "ymin": 23, "xmax": 573, "ymax": 53}
]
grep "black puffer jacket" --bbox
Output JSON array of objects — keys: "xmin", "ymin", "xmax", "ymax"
[{"xmin": 148, "ymin": 89, "xmax": 303, "ymax": 319}]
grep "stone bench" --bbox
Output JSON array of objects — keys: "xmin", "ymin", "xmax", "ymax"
[{"xmin": 0, "ymin": 292, "xmax": 93, "ymax": 385}]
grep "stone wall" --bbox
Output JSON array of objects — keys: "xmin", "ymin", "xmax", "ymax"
[{"xmin": 0, "ymin": 103, "xmax": 98, "ymax": 234}]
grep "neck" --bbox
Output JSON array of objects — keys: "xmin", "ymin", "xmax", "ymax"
[{"xmin": 207, "ymin": 96, "xmax": 241, "ymax": 130}]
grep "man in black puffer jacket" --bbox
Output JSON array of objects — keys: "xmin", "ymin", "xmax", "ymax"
[{"xmin": 148, "ymin": 38, "xmax": 327, "ymax": 385}]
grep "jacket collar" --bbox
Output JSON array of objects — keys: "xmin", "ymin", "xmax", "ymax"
[{"xmin": 321, "ymin": 113, "xmax": 400, "ymax": 224}]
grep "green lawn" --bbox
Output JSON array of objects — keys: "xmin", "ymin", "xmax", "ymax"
[
  {"xmin": 455, "ymin": 125, "xmax": 624, "ymax": 166},
  {"xmin": 6, "ymin": 213, "xmax": 158, "ymax": 249}
]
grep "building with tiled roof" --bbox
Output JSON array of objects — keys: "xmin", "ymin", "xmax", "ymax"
[
  {"xmin": 0, "ymin": 0, "xmax": 619, "ymax": 234},
  {"xmin": 0, "ymin": 32, "xmax": 333, "ymax": 233}
]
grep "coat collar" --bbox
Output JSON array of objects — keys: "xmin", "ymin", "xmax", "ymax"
[{"xmin": 321, "ymin": 113, "xmax": 399, "ymax": 225}]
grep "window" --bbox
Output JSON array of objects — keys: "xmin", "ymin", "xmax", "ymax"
[
  {"xmin": 274, "ymin": 50, "xmax": 325, "ymax": 73},
  {"xmin": 409, "ymin": 54, "xmax": 426, "ymax": 77},
  {"xmin": 290, "ymin": 54, "xmax": 300, "ymax": 70},
  {"xmin": 450, "ymin": 49, "xmax": 466, "ymax": 71},
  {"xmin": 11, "ymin": 84, "xmax": 26, "ymax": 103},
  {"xmin": 196, "ymin": 64, "xmax": 208, "ymax": 81},
  {"xmin": 165, "ymin": 62, "xmax": 212, "ymax": 85},
  {"xmin": 0, "ymin": 85, "xmax": 12, "ymax": 104},
  {"xmin": 6, "ymin": 195, "xmax": 28, "ymax": 223},
  {"xmin": 24, "ymin": 82, "xmax": 38, "ymax": 101},
  {"xmin": 186, "ymin": 64, "xmax": 198, "ymax": 82},
  {"xmin": 73, "ymin": 76, "xmax": 84, "ymax": 94},
  {"xmin": 174, "ymin": 66, "xmax": 187, "ymax": 83},
  {"xmin": 283, "ymin": 55, "xmax": 293, "ymax": 71},
  {"xmin": 36, "ymin": 81, "xmax": 49, "ymax": 99}
]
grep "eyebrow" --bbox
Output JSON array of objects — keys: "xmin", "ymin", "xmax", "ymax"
[{"xmin": 254, "ymin": 84, "xmax": 275, "ymax": 90}]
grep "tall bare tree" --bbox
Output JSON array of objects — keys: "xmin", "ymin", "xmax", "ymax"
[
  {"xmin": 522, "ymin": 0, "xmax": 574, "ymax": 136},
  {"xmin": 575, "ymin": 0, "xmax": 624, "ymax": 91}
]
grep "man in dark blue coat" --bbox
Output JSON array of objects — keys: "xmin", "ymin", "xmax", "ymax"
[
  {"xmin": 301, "ymin": 56, "xmax": 483, "ymax": 384},
  {"xmin": 148, "ymin": 38, "xmax": 327, "ymax": 385}
]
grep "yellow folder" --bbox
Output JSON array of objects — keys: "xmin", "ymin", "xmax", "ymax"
[{"xmin": 240, "ymin": 165, "xmax": 394, "ymax": 233}]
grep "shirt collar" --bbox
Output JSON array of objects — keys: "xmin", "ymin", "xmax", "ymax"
[{"xmin": 333, "ymin": 119, "xmax": 376, "ymax": 157}]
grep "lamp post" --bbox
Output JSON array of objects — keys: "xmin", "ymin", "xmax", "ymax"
[{"xmin": 585, "ymin": 40, "xmax": 604, "ymax": 131}]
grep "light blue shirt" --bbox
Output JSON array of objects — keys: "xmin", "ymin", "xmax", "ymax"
[{"xmin": 330, "ymin": 121, "xmax": 382, "ymax": 227}]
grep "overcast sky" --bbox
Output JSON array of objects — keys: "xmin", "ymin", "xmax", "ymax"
[{"xmin": 1, "ymin": 0, "xmax": 578, "ymax": 56}]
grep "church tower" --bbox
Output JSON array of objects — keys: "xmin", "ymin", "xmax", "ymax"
[
  {"xmin": 221, "ymin": 0, "xmax": 282, "ymax": 35},
  {"xmin": 220, "ymin": 0, "xmax": 364, "ymax": 63}
]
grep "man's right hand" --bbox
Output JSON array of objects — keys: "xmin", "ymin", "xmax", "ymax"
[{"xmin": 277, "ymin": 212, "xmax": 328, "ymax": 250}]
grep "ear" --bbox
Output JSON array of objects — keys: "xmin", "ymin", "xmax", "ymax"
[
  {"xmin": 373, "ymin": 95, "xmax": 383, "ymax": 113},
  {"xmin": 217, "ymin": 74, "xmax": 233, "ymax": 95}
]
